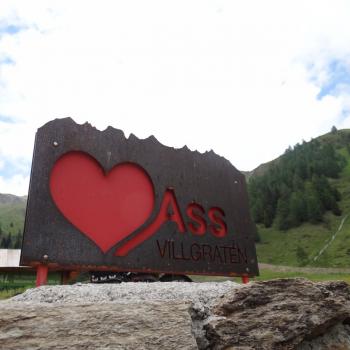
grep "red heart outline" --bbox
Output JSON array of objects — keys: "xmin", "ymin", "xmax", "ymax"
[{"xmin": 49, "ymin": 151, "xmax": 155, "ymax": 253}]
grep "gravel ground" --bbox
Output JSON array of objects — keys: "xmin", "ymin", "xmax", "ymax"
[{"xmin": 6, "ymin": 281, "xmax": 240, "ymax": 306}]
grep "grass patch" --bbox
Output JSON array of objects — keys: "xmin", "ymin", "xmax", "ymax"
[
  {"xmin": 0, "ymin": 271, "xmax": 62, "ymax": 299},
  {"xmin": 256, "ymin": 220, "xmax": 341, "ymax": 267},
  {"xmin": 0, "ymin": 287, "xmax": 29, "ymax": 300},
  {"xmin": 253, "ymin": 269, "xmax": 350, "ymax": 284}
]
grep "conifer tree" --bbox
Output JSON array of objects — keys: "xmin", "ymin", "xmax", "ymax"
[
  {"xmin": 306, "ymin": 191, "xmax": 323, "ymax": 223},
  {"xmin": 296, "ymin": 245, "xmax": 308, "ymax": 266},
  {"xmin": 0, "ymin": 237, "xmax": 6, "ymax": 248},
  {"xmin": 6, "ymin": 233, "xmax": 13, "ymax": 248},
  {"xmin": 263, "ymin": 205, "xmax": 274, "ymax": 228},
  {"xmin": 14, "ymin": 232, "xmax": 22, "ymax": 249},
  {"xmin": 288, "ymin": 192, "xmax": 307, "ymax": 227},
  {"xmin": 276, "ymin": 196, "xmax": 290, "ymax": 230},
  {"xmin": 248, "ymin": 135, "xmax": 345, "ymax": 230}
]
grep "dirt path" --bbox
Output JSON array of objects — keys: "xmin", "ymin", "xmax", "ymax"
[
  {"xmin": 312, "ymin": 214, "xmax": 349, "ymax": 262},
  {"xmin": 259, "ymin": 263, "xmax": 350, "ymax": 274}
]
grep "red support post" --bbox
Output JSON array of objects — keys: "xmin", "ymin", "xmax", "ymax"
[
  {"xmin": 36, "ymin": 264, "xmax": 49, "ymax": 287},
  {"xmin": 241, "ymin": 275, "xmax": 249, "ymax": 284}
]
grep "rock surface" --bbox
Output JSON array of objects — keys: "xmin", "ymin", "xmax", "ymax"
[
  {"xmin": 3, "ymin": 281, "xmax": 239, "ymax": 349},
  {"xmin": 297, "ymin": 323, "xmax": 350, "ymax": 350},
  {"xmin": 9, "ymin": 280, "xmax": 237, "ymax": 306},
  {"xmin": 1, "ymin": 279, "xmax": 350, "ymax": 349},
  {"xmin": 0, "ymin": 302, "xmax": 197, "ymax": 350},
  {"xmin": 206, "ymin": 278, "xmax": 350, "ymax": 350}
]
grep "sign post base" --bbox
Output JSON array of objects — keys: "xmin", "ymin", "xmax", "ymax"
[
  {"xmin": 241, "ymin": 275, "xmax": 249, "ymax": 284},
  {"xmin": 36, "ymin": 264, "xmax": 48, "ymax": 287}
]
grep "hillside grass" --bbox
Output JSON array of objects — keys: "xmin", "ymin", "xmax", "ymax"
[
  {"xmin": 254, "ymin": 269, "xmax": 350, "ymax": 284},
  {"xmin": 255, "ymin": 143, "xmax": 350, "ymax": 268},
  {"xmin": 190, "ymin": 268, "xmax": 350, "ymax": 284}
]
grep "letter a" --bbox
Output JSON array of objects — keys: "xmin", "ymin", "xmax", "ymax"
[{"xmin": 159, "ymin": 189, "xmax": 186, "ymax": 233}]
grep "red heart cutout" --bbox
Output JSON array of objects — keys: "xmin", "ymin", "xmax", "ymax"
[{"xmin": 49, "ymin": 151, "xmax": 155, "ymax": 253}]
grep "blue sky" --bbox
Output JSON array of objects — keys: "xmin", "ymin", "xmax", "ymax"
[
  {"xmin": 0, "ymin": 24, "xmax": 24, "ymax": 35},
  {"xmin": 0, "ymin": 115, "xmax": 16, "ymax": 123},
  {"xmin": 1, "ymin": 1, "xmax": 350, "ymax": 195},
  {"xmin": 0, "ymin": 157, "xmax": 29, "ymax": 179},
  {"xmin": 0, "ymin": 57, "xmax": 14, "ymax": 65},
  {"xmin": 317, "ymin": 60, "xmax": 350, "ymax": 100}
]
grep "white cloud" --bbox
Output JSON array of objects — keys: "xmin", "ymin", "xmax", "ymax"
[
  {"xmin": 0, "ymin": 174, "xmax": 29, "ymax": 195},
  {"xmin": 1, "ymin": 0, "xmax": 350, "ymax": 195}
]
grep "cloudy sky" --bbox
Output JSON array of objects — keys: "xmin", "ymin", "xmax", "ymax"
[{"xmin": 1, "ymin": 1, "xmax": 350, "ymax": 195}]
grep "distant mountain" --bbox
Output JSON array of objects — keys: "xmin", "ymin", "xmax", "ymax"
[{"xmin": 0, "ymin": 193, "xmax": 27, "ymax": 205}]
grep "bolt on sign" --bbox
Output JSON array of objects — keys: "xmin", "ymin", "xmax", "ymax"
[{"xmin": 21, "ymin": 118, "xmax": 259, "ymax": 278}]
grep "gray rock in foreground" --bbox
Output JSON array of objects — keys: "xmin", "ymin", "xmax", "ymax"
[
  {"xmin": 207, "ymin": 278, "xmax": 350, "ymax": 350},
  {"xmin": 0, "ymin": 302, "xmax": 197, "ymax": 350},
  {"xmin": 2, "ymin": 279, "xmax": 350, "ymax": 349},
  {"xmin": 9, "ymin": 281, "xmax": 237, "ymax": 306},
  {"xmin": 4, "ymin": 281, "xmax": 239, "ymax": 350}
]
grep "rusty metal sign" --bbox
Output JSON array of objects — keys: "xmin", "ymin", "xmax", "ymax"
[{"xmin": 21, "ymin": 118, "xmax": 259, "ymax": 277}]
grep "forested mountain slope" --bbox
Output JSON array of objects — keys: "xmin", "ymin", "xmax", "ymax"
[{"xmin": 250, "ymin": 128, "xmax": 350, "ymax": 267}]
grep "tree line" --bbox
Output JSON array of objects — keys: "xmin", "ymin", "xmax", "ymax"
[
  {"xmin": 0, "ymin": 222, "xmax": 22, "ymax": 249},
  {"xmin": 248, "ymin": 134, "xmax": 347, "ymax": 231}
]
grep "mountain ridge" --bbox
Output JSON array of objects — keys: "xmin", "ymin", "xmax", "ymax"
[{"xmin": 0, "ymin": 193, "xmax": 27, "ymax": 205}]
